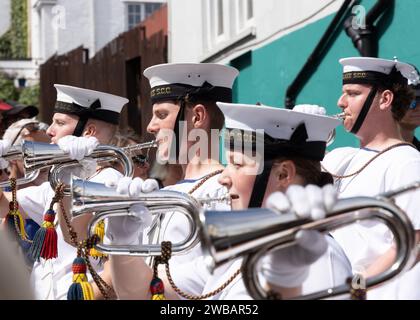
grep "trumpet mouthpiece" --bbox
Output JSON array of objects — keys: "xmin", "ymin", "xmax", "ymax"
[{"xmin": 334, "ymin": 112, "xmax": 346, "ymax": 120}]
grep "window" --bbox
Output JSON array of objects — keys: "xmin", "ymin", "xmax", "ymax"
[
  {"xmin": 127, "ymin": 2, "xmax": 163, "ymax": 30},
  {"xmin": 203, "ymin": 0, "xmax": 255, "ymax": 58},
  {"xmin": 236, "ymin": 0, "xmax": 254, "ymax": 33},
  {"xmin": 217, "ymin": 0, "xmax": 224, "ymax": 36}
]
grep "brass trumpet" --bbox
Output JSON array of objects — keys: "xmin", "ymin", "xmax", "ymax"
[
  {"xmin": 199, "ymin": 181, "xmax": 419, "ymax": 300},
  {"xmin": 22, "ymin": 140, "xmax": 157, "ymax": 194},
  {"xmin": 0, "ymin": 145, "xmax": 40, "ymax": 188}
]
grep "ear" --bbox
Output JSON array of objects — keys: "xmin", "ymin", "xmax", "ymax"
[
  {"xmin": 83, "ymin": 122, "xmax": 97, "ymax": 138},
  {"xmin": 274, "ymin": 160, "xmax": 296, "ymax": 190},
  {"xmin": 191, "ymin": 104, "xmax": 207, "ymax": 128},
  {"xmin": 378, "ymin": 89, "xmax": 394, "ymax": 111}
]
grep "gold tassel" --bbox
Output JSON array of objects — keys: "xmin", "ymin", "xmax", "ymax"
[{"xmin": 89, "ymin": 220, "xmax": 106, "ymax": 258}]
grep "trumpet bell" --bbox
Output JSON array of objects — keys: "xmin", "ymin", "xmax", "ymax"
[
  {"xmin": 200, "ymin": 196, "xmax": 416, "ymax": 300},
  {"xmin": 0, "ymin": 144, "xmax": 41, "ymax": 188},
  {"xmin": 200, "ymin": 208, "xmax": 302, "ymax": 272},
  {"xmin": 71, "ymin": 177, "xmax": 140, "ymax": 217},
  {"xmin": 23, "ymin": 140, "xmax": 135, "ymax": 194}
]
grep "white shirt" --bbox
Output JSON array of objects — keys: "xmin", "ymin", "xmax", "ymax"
[
  {"xmin": 323, "ymin": 145, "xmax": 420, "ymax": 299},
  {"xmin": 144, "ymin": 172, "xmax": 231, "ymax": 297},
  {"xmin": 149, "ymin": 175, "xmax": 352, "ymax": 300},
  {"xmin": 163, "ymin": 235, "xmax": 352, "ymax": 300},
  {"xmin": 18, "ymin": 168, "xmax": 122, "ymax": 300},
  {"xmin": 190, "ymin": 235, "xmax": 352, "ymax": 300}
]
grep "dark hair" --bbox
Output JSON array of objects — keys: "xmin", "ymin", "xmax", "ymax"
[
  {"xmin": 274, "ymin": 156, "xmax": 333, "ymax": 187},
  {"xmin": 184, "ymin": 98, "xmax": 225, "ymax": 130},
  {"xmin": 378, "ymin": 84, "xmax": 415, "ymax": 121}
]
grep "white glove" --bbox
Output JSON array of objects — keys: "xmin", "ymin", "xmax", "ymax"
[
  {"xmin": 261, "ymin": 184, "xmax": 336, "ymax": 289},
  {"xmin": 266, "ymin": 184, "xmax": 337, "ymax": 220},
  {"xmin": 105, "ymin": 176, "xmax": 159, "ymax": 196},
  {"xmin": 261, "ymin": 230, "xmax": 328, "ymax": 288},
  {"xmin": 104, "ymin": 204, "xmax": 153, "ymax": 246},
  {"xmin": 293, "ymin": 104, "xmax": 326, "ymax": 116},
  {"xmin": 0, "ymin": 140, "xmax": 12, "ymax": 169},
  {"xmin": 58, "ymin": 158, "xmax": 98, "ymax": 184},
  {"xmin": 57, "ymin": 135, "xmax": 99, "ymax": 161}
]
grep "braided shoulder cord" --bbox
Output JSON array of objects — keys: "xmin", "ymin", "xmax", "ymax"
[
  {"xmin": 56, "ymin": 184, "xmax": 116, "ymax": 300},
  {"xmin": 322, "ymin": 142, "xmax": 415, "ymax": 180},
  {"xmin": 8, "ymin": 178, "xmax": 32, "ymax": 243},
  {"xmin": 156, "ymin": 234, "xmax": 240, "ymax": 299}
]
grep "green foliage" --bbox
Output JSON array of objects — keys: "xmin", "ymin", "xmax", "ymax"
[
  {"xmin": 0, "ymin": 71, "xmax": 39, "ymax": 106},
  {"xmin": 0, "ymin": 71, "xmax": 19, "ymax": 101},
  {"xmin": 0, "ymin": 0, "xmax": 28, "ymax": 59},
  {"xmin": 10, "ymin": 0, "xmax": 28, "ymax": 59},
  {"xmin": 18, "ymin": 84, "xmax": 40, "ymax": 106},
  {"xmin": 0, "ymin": 30, "xmax": 12, "ymax": 59}
]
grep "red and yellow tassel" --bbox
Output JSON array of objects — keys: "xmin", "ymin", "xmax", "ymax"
[
  {"xmin": 67, "ymin": 257, "xmax": 94, "ymax": 300},
  {"xmin": 29, "ymin": 209, "xmax": 58, "ymax": 261},
  {"xmin": 150, "ymin": 277, "xmax": 166, "ymax": 300}
]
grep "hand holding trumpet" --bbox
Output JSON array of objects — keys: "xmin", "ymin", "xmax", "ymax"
[
  {"xmin": 103, "ymin": 177, "xmax": 159, "ymax": 246},
  {"xmin": 260, "ymin": 184, "xmax": 337, "ymax": 289},
  {"xmin": 105, "ymin": 176, "xmax": 160, "ymax": 196},
  {"xmin": 57, "ymin": 135, "xmax": 99, "ymax": 161},
  {"xmin": 104, "ymin": 203, "xmax": 153, "ymax": 246}
]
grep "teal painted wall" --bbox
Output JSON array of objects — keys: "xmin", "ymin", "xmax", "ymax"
[{"xmin": 230, "ymin": 0, "xmax": 420, "ymax": 149}]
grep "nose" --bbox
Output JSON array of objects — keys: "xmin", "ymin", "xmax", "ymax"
[
  {"xmin": 46, "ymin": 124, "xmax": 54, "ymax": 138},
  {"xmin": 218, "ymin": 169, "xmax": 232, "ymax": 190},
  {"xmin": 147, "ymin": 117, "xmax": 159, "ymax": 135},
  {"xmin": 337, "ymin": 93, "xmax": 347, "ymax": 110}
]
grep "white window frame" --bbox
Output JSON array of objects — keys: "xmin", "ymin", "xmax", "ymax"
[
  {"xmin": 235, "ymin": 0, "xmax": 254, "ymax": 34},
  {"xmin": 124, "ymin": 1, "xmax": 164, "ymax": 31},
  {"xmin": 201, "ymin": 0, "xmax": 255, "ymax": 62},
  {"xmin": 213, "ymin": 0, "xmax": 229, "ymax": 45}
]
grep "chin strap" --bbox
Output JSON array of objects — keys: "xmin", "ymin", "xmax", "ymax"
[
  {"xmin": 72, "ymin": 99, "xmax": 102, "ymax": 137},
  {"xmin": 350, "ymin": 86, "xmax": 378, "ymax": 135},
  {"xmin": 248, "ymin": 160, "xmax": 273, "ymax": 208},
  {"xmin": 170, "ymin": 100, "xmax": 186, "ymax": 163}
]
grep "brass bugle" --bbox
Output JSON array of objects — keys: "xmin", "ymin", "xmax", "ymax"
[
  {"xmin": 71, "ymin": 177, "xmax": 202, "ymax": 256},
  {"xmin": 199, "ymin": 181, "xmax": 418, "ymax": 300},
  {"xmin": 0, "ymin": 145, "xmax": 40, "ymax": 188},
  {"xmin": 22, "ymin": 140, "xmax": 157, "ymax": 194}
]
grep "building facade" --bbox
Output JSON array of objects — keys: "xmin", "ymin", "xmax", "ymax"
[
  {"xmin": 0, "ymin": 0, "xmax": 166, "ymax": 88},
  {"xmin": 32, "ymin": 0, "xmax": 166, "ymax": 62},
  {"xmin": 39, "ymin": 5, "xmax": 168, "ymax": 138},
  {"xmin": 168, "ymin": 0, "xmax": 420, "ymax": 147}
]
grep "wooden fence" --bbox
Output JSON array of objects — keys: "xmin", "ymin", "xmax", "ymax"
[{"xmin": 39, "ymin": 7, "xmax": 167, "ymax": 140}]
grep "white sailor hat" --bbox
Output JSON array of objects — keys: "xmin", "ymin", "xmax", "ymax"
[
  {"xmin": 218, "ymin": 102, "xmax": 341, "ymax": 161},
  {"xmin": 340, "ymin": 57, "xmax": 420, "ymax": 87},
  {"xmin": 54, "ymin": 84, "xmax": 128, "ymax": 125},
  {"xmin": 143, "ymin": 63, "xmax": 239, "ymax": 104}
]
